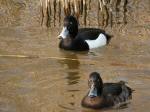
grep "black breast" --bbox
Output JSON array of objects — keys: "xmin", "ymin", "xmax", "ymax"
[
  {"xmin": 59, "ymin": 38, "xmax": 89, "ymax": 51},
  {"xmin": 71, "ymin": 37, "xmax": 89, "ymax": 51}
]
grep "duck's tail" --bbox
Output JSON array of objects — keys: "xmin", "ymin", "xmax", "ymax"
[
  {"xmin": 105, "ymin": 33, "xmax": 113, "ymax": 44},
  {"xmin": 110, "ymin": 80, "xmax": 133, "ymax": 108},
  {"xmin": 119, "ymin": 80, "xmax": 135, "ymax": 92}
]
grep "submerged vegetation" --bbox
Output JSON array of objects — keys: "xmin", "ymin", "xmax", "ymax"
[{"xmin": 40, "ymin": 0, "xmax": 127, "ymax": 28}]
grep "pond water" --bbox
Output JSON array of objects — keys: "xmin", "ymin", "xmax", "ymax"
[{"xmin": 0, "ymin": 26, "xmax": 150, "ymax": 112}]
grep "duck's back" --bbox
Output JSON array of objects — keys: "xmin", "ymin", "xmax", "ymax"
[
  {"xmin": 77, "ymin": 28, "xmax": 105, "ymax": 40},
  {"xmin": 77, "ymin": 28, "xmax": 109, "ymax": 49},
  {"xmin": 102, "ymin": 82, "xmax": 133, "ymax": 105}
]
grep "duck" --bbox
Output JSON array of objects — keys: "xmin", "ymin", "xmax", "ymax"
[
  {"xmin": 58, "ymin": 16, "xmax": 111, "ymax": 51},
  {"xmin": 81, "ymin": 72, "xmax": 133, "ymax": 109}
]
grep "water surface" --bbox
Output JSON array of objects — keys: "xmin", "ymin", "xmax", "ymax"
[{"xmin": 0, "ymin": 27, "xmax": 150, "ymax": 112}]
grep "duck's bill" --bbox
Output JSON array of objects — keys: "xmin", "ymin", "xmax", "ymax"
[
  {"xmin": 88, "ymin": 84, "xmax": 98, "ymax": 98},
  {"xmin": 57, "ymin": 35, "xmax": 62, "ymax": 39},
  {"xmin": 58, "ymin": 27, "xmax": 69, "ymax": 39}
]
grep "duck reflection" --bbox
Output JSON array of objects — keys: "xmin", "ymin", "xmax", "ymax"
[{"xmin": 58, "ymin": 52, "xmax": 80, "ymax": 85}]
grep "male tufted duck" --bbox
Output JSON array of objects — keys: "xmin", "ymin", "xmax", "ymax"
[
  {"xmin": 81, "ymin": 72, "xmax": 133, "ymax": 109},
  {"xmin": 58, "ymin": 16, "xmax": 111, "ymax": 51}
]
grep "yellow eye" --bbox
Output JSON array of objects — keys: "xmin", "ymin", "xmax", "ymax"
[{"xmin": 70, "ymin": 22, "xmax": 73, "ymax": 25}]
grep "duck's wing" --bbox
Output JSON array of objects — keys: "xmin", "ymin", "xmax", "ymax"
[
  {"xmin": 77, "ymin": 28, "xmax": 105, "ymax": 40},
  {"xmin": 103, "ymin": 83, "xmax": 123, "ymax": 96},
  {"xmin": 103, "ymin": 82, "xmax": 133, "ymax": 106},
  {"xmin": 78, "ymin": 28, "xmax": 112, "ymax": 44},
  {"xmin": 79, "ymin": 28, "xmax": 105, "ymax": 33}
]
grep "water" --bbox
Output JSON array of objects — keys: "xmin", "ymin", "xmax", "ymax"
[{"xmin": 0, "ymin": 26, "xmax": 150, "ymax": 112}]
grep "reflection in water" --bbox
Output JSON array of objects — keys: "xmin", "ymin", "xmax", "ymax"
[
  {"xmin": 58, "ymin": 51, "xmax": 80, "ymax": 85},
  {"xmin": 57, "ymin": 51, "xmax": 81, "ymax": 111}
]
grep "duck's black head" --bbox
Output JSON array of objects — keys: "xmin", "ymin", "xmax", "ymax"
[
  {"xmin": 88, "ymin": 72, "xmax": 103, "ymax": 98},
  {"xmin": 59, "ymin": 16, "xmax": 78, "ymax": 39}
]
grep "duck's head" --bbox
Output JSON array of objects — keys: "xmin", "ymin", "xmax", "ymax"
[
  {"xmin": 58, "ymin": 16, "xmax": 78, "ymax": 39},
  {"xmin": 88, "ymin": 72, "xmax": 103, "ymax": 98}
]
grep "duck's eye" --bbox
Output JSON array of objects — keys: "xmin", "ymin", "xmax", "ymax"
[
  {"xmin": 70, "ymin": 22, "xmax": 73, "ymax": 25},
  {"xmin": 89, "ymin": 79, "xmax": 96, "ymax": 84},
  {"xmin": 88, "ymin": 80, "xmax": 92, "ymax": 86},
  {"xmin": 89, "ymin": 79, "xmax": 93, "ymax": 82}
]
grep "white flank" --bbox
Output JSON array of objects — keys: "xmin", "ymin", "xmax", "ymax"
[
  {"xmin": 85, "ymin": 33, "xmax": 107, "ymax": 49},
  {"xmin": 58, "ymin": 27, "xmax": 69, "ymax": 39}
]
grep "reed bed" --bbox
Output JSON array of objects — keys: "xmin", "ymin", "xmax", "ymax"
[{"xmin": 40, "ymin": 0, "xmax": 127, "ymax": 28}]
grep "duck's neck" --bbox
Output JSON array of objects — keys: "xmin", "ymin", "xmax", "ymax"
[
  {"xmin": 62, "ymin": 37, "xmax": 73, "ymax": 46},
  {"xmin": 69, "ymin": 33, "xmax": 77, "ymax": 39},
  {"xmin": 88, "ymin": 86, "xmax": 103, "ymax": 97},
  {"xmin": 97, "ymin": 87, "xmax": 103, "ymax": 96}
]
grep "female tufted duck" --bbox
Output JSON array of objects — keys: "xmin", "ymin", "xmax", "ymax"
[
  {"xmin": 58, "ymin": 16, "xmax": 111, "ymax": 51},
  {"xmin": 81, "ymin": 72, "xmax": 133, "ymax": 109}
]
